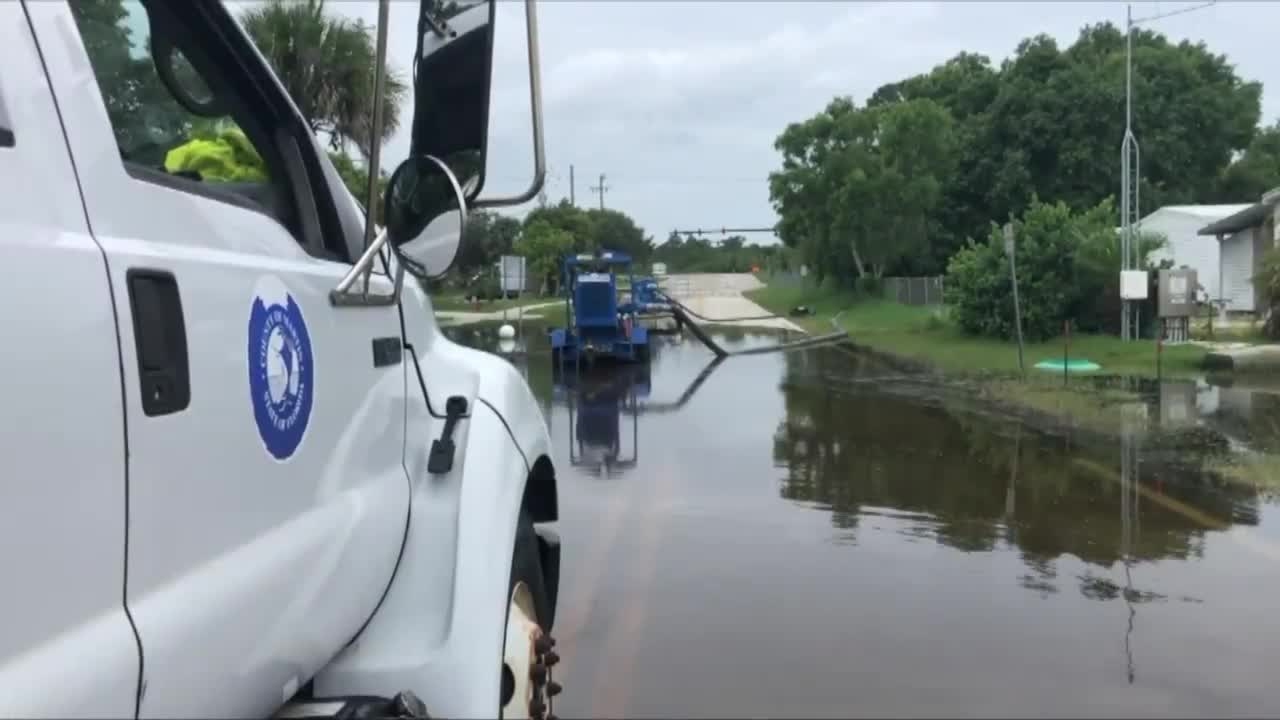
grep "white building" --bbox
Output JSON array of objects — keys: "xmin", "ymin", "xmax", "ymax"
[
  {"xmin": 1139, "ymin": 204, "xmax": 1253, "ymax": 301},
  {"xmin": 1196, "ymin": 188, "xmax": 1280, "ymax": 314}
]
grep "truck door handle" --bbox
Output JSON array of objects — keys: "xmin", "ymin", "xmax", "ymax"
[
  {"xmin": 427, "ymin": 396, "xmax": 469, "ymax": 474},
  {"xmin": 126, "ymin": 269, "xmax": 190, "ymax": 416}
]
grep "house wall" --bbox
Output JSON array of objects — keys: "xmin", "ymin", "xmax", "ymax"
[
  {"xmin": 1222, "ymin": 227, "xmax": 1255, "ymax": 312},
  {"xmin": 1257, "ymin": 210, "xmax": 1278, "ymax": 311},
  {"xmin": 1143, "ymin": 212, "xmax": 1223, "ymax": 298},
  {"xmin": 1254, "ymin": 219, "xmax": 1268, "ymax": 311}
]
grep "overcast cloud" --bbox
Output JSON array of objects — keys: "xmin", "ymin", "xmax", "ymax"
[{"xmin": 325, "ymin": 1, "xmax": 1280, "ymax": 245}]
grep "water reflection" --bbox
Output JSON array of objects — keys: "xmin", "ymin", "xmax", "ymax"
[
  {"xmin": 772, "ymin": 349, "xmax": 1280, "ymax": 692},
  {"xmin": 552, "ymin": 364, "xmax": 648, "ymax": 478},
  {"xmin": 772, "ymin": 347, "xmax": 1262, "ymax": 571},
  {"xmin": 442, "ymin": 321, "xmax": 1280, "ymax": 715}
]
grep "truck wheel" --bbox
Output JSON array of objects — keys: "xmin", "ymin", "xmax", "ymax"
[{"xmin": 500, "ymin": 509, "xmax": 559, "ymax": 720}]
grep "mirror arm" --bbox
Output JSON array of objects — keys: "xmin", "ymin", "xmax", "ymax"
[
  {"xmin": 473, "ymin": 0, "xmax": 545, "ymax": 209},
  {"xmin": 330, "ymin": 228, "xmax": 400, "ymax": 307},
  {"xmin": 360, "ymin": 0, "xmax": 393, "ymax": 294}
]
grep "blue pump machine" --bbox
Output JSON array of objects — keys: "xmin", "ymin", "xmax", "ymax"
[{"xmin": 550, "ymin": 250, "xmax": 650, "ymax": 364}]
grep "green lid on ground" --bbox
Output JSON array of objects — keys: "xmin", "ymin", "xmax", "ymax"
[{"xmin": 1034, "ymin": 358, "xmax": 1102, "ymax": 372}]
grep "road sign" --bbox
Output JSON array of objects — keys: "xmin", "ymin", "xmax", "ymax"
[{"xmin": 499, "ymin": 255, "xmax": 526, "ymax": 294}]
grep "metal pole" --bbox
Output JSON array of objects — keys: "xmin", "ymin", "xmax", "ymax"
[
  {"xmin": 359, "ymin": 0, "xmax": 392, "ymax": 297},
  {"xmin": 1118, "ymin": 0, "xmax": 1215, "ymax": 340},
  {"xmin": 1064, "ymin": 320, "xmax": 1070, "ymax": 386},
  {"xmin": 590, "ymin": 173, "xmax": 608, "ymax": 210},
  {"xmin": 570, "ymin": 164, "xmax": 576, "ymax": 206},
  {"xmin": 1005, "ymin": 223, "xmax": 1026, "ymax": 378},
  {"xmin": 1125, "ymin": 4, "xmax": 1132, "ymax": 132},
  {"xmin": 1157, "ymin": 333, "xmax": 1163, "ymax": 379}
]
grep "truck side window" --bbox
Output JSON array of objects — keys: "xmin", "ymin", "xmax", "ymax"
[{"xmin": 68, "ymin": 0, "xmax": 306, "ymax": 246}]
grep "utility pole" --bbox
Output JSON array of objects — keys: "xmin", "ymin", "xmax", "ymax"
[
  {"xmin": 1005, "ymin": 223, "xmax": 1026, "ymax": 378},
  {"xmin": 1120, "ymin": 3, "xmax": 1139, "ymax": 342},
  {"xmin": 569, "ymin": 164, "xmax": 576, "ymax": 206},
  {"xmin": 1120, "ymin": 0, "xmax": 1216, "ymax": 341},
  {"xmin": 590, "ymin": 173, "xmax": 609, "ymax": 210}
]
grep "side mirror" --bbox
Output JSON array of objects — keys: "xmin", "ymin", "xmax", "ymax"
[
  {"xmin": 411, "ymin": 1, "xmax": 496, "ymax": 202},
  {"xmin": 412, "ymin": 0, "xmax": 546, "ymax": 209},
  {"xmin": 330, "ymin": 0, "xmax": 545, "ymax": 307},
  {"xmin": 383, "ymin": 155, "xmax": 468, "ymax": 279}
]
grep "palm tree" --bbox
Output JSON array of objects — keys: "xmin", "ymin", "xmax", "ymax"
[{"xmin": 240, "ymin": 0, "xmax": 407, "ymax": 161}]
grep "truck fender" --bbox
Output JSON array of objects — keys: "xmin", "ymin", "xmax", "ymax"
[{"xmin": 313, "ymin": 397, "xmax": 557, "ymax": 719}]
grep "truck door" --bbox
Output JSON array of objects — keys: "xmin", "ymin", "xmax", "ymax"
[
  {"xmin": 0, "ymin": 5, "xmax": 138, "ymax": 716},
  {"xmin": 29, "ymin": 1, "xmax": 411, "ymax": 715}
]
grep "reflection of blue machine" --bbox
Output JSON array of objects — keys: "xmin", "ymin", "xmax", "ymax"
[
  {"xmin": 549, "ymin": 250, "xmax": 650, "ymax": 364},
  {"xmin": 550, "ymin": 356, "xmax": 724, "ymax": 478},
  {"xmin": 553, "ymin": 364, "xmax": 649, "ymax": 476}
]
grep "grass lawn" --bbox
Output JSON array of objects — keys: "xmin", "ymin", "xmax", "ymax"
[{"xmin": 745, "ymin": 283, "xmax": 1208, "ymax": 379}]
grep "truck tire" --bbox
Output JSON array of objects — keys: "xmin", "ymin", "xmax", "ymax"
[{"xmin": 500, "ymin": 508, "xmax": 558, "ymax": 720}]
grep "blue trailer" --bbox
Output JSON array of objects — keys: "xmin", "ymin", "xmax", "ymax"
[{"xmin": 549, "ymin": 250, "xmax": 650, "ymax": 365}]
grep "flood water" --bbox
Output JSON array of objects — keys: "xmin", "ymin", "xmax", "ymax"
[{"xmin": 448, "ymin": 322, "xmax": 1280, "ymax": 718}]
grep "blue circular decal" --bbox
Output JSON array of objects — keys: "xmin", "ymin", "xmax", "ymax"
[{"xmin": 247, "ymin": 277, "xmax": 314, "ymax": 461}]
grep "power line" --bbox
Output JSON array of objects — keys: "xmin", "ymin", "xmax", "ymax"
[
  {"xmin": 672, "ymin": 226, "xmax": 776, "ymax": 236},
  {"xmin": 1130, "ymin": 1, "xmax": 1215, "ymax": 25}
]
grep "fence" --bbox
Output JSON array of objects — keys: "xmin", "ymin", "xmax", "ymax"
[{"xmin": 882, "ymin": 276, "xmax": 944, "ymax": 306}]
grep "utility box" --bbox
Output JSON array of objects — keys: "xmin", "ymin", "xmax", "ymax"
[
  {"xmin": 1120, "ymin": 270, "xmax": 1149, "ymax": 300},
  {"xmin": 1159, "ymin": 267, "xmax": 1197, "ymax": 343},
  {"xmin": 1158, "ymin": 268, "xmax": 1196, "ymax": 317}
]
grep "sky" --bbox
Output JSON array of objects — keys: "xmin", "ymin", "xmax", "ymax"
[{"xmin": 323, "ymin": 1, "xmax": 1280, "ymax": 245}]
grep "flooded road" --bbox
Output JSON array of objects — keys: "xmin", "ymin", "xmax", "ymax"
[{"xmin": 450, "ymin": 323, "xmax": 1280, "ymax": 718}]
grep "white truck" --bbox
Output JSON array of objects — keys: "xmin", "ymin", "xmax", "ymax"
[{"xmin": 1, "ymin": 0, "xmax": 561, "ymax": 718}]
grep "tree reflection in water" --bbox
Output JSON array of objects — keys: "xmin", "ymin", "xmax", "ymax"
[{"xmin": 771, "ymin": 347, "xmax": 1262, "ymax": 595}]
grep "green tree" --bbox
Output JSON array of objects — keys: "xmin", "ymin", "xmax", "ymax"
[
  {"xmin": 455, "ymin": 210, "xmax": 522, "ymax": 275},
  {"xmin": 583, "ymin": 208, "xmax": 654, "ymax": 262},
  {"xmin": 240, "ymin": 0, "xmax": 408, "ymax": 160},
  {"xmin": 1215, "ymin": 122, "xmax": 1280, "ymax": 202},
  {"xmin": 944, "ymin": 198, "xmax": 1166, "ymax": 340},
  {"xmin": 515, "ymin": 220, "xmax": 573, "ymax": 294},
  {"xmin": 846, "ymin": 22, "xmax": 1262, "ymax": 277},
  {"xmin": 522, "ymin": 200, "xmax": 594, "ymax": 252},
  {"xmin": 1253, "ymin": 249, "xmax": 1280, "ymax": 338},
  {"xmin": 768, "ymin": 97, "xmax": 957, "ymax": 282}
]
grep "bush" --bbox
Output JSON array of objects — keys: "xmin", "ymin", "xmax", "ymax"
[
  {"xmin": 464, "ymin": 276, "xmax": 502, "ymax": 301},
  {"xmin": 854, "ymin": 276, "xmax": 884, "ymax": 298},
  {"xmin": 1254, "ymin": 248, "xmax": 1280, "ymax": 338},
  {"xmin": 945, "ymin": 198, "xmax": 1146, "ymax": 341}
]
